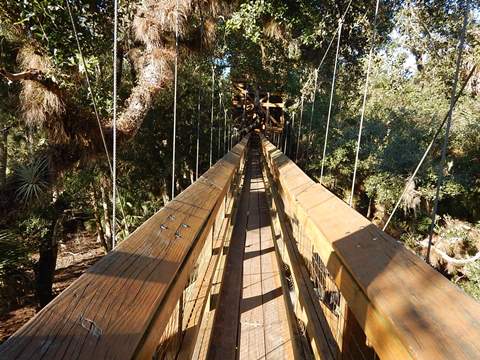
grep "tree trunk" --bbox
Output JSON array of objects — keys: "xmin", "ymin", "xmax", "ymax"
[
  {"xmin": 35, "ymin": 213, "xmax": 64, "ymax": 308},
  {"xmin": 160, "ymin": 178, "xmax": 170, "ymax": 205},
  {"xmin": 100, "ymin": 184, "xmax": 113, "ymax": 249},
  {"xmin": 0, "ymin": 128, "xmax": 7, "ymax": 187},
  {"xmin": 366, "ymin": 196, "xmax": 373, "ymax": 219},
  {"xmin": 91, "ymin": 188, "xmax": 110, "ymax": 252}
]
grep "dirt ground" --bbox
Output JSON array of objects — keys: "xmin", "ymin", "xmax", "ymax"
[{"xmin": 0, "ymin": 231, "xmax": 105, "ymax": 344}]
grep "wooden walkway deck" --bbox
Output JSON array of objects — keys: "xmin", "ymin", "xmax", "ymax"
[{"xmin": 207, "ymin": 138, "xmax": 296, "ymax": 359}]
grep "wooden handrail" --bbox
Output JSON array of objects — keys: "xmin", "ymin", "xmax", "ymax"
[
  {"xmin": 0, "ymin": 136, "xmax": 249, "ymax": 360},
  {"xmin": 260, "ymin": 136, "xmax": 480, "ymax": 360}
]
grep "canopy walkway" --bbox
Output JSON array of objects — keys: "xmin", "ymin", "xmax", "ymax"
[{"xmin": 1, "ymin": 133, "xmax": 480, "ymax": 360}]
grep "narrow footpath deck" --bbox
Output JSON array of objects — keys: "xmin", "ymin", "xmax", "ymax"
[{"xmin": 207, "ymin": 136, "xmax": 295, "ymax": 359}]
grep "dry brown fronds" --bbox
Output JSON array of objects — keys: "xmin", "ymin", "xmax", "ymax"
[
  {"xmin": 202, "ymin": 17, "xmax": 217, "ymax": 48},
  {"xmin": 133, "ymin": 0, "xmax": 193, "ymax": 48},
  {"xmin": 17, "ymin": 46, "xmax": 67, "ymax": 142},
  {"xmin": 263, "ymin": 19, "xmax": 285, "ymax": 41}
]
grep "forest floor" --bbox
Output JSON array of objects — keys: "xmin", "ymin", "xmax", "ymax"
[{"xmin": 0, "ymin": 232, "xmax": 105, "ymax": 344}]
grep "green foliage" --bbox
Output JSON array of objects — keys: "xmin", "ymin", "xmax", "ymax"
[
  {"xmin": 0, "ymin": 230, "xmax": 31, "ymax": 277},
  {"xmin": 14, "ymin": 157, "xmax": 49, "ymax": 205},
  {"xmin": 459, "ymin": 262, "xmax": 480, "ymax": 301}
]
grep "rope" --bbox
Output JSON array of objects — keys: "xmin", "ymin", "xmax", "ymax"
[
  {"xmin": 320, "ymin": 20, "xmax": 343, "ymax": 184},
  {"xmin": 209, "ymin": 65, "xmax": 215, "ymax": 168},
  {"xmin": 295, "ymin": 95, "xmax": 304, "ymax": 162},
  {"xmin": 349, "ymin": 0, "xmax": 380, "ymax": 207},
  {"xmin": 426, "ymin": 3, "xmax": 468, "ymax": 264},
  {"xmin": 171, "ymin": 0, "xmax": 179, "ymax": 199},
  {"xmin": 382, "ymin": 65, "xmax": 477, "ymax": 232}
]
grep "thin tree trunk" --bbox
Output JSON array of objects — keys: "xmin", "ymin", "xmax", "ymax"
[
  {"xmin": 91, "ymin": 188, "xmax": 110, "ymax": 252},
  {"xmin": 100, "ymin": 183, "xmax": 113, "ymax": 249},
  {"xmin": 0, "ymin": 128, "xmax": 7, "ymax": 187},
  {"xmin": 367, "ymin": 196, "xmax": 373, "ymax": 219},
  {"xmin": 36, "ymin": 212, "xmax": 64, "ymax": 308},
  {"xmin": 160, "ymin": 178, "xmax": 170, "ymax": 205}
]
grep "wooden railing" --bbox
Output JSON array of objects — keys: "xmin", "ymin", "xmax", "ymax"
[
  {"xmin": 0, "ymin": 136, "xmax": 249, "ymax": 360},
  {"xmin": 260, "ymin": 135, "xmax": 480, "ymax": 360}
]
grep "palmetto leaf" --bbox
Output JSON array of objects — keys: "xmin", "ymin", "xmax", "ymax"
[
  {"xmin": 0, "ymin": 229, "xmax": 28, "ymax": 273},
  {"xmin": 14, "ymin": 157, "xmax": 49, "ymax": 204}
]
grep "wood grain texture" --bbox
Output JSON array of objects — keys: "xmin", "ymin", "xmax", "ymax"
[
  {"xmin": 261, "ymin": 135, "xmax": 480, "ymax": 360},
  {"xmin": 0, "ymin": 137, "xmax": 249, "ymax": 360},
  {"xmin": 208, "ymin": 139, "xmax": 295, "ymax": 360}
]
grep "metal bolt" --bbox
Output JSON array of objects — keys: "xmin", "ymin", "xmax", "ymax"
[
  {"xmin": 181, "ymin": 223, "xmax": 190, "ymax": 228},
  {"xmin": 175, "ymin": 230, "xmax": 182, "ymax": 239},
  {"xmin": 160, "ymin": 224, "xmax": 168, "ymax": 231},
  {"xmin": 168, "ymin": 214, "xmax": 176, "ymax": 221}
]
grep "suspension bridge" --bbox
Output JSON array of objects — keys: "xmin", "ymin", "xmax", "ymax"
[
  {"xmin": 1, "ymin": 128, "xmax": 480, "ymax": 359},
  {"xmin": 1, "ymin": 0, "xmax": 480, "ymax": 359}
]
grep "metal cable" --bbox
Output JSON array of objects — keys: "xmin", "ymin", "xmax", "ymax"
[
  {"xmin": 65, "ymin": 0, "xmax": 112, "ymax": 175},
  {"xmin": 382, "ymin": 64, "xmax": 476, "ymax": 232},
  {"xmin": 195, "ymin": 3, "xmax": 205, "ymax": 180},
  {"xmin": 209, "ymin": 65, "xmax": 215, "ymax": 167},
  {"xmin": 349, "ymin": 0, "xmax": 381, "ymax": 207},
  {"xmin": 320, "ymin": 20, "xmax": 343, "ymax": 184},
  {"xmin": 306, "ymin": 69, "xmax": 318, "ymax": 157},
  {"xmin": 289, "ymin": 112, "xmax": 296, "ymax": 157},
  {"xmin": 112, "ymin": 0, "xmax": 118, "ymax": 248},
  {"xmin": 171, "ymin": 0, "xmax": 179, "ymax": 199},
  {"xmin": 426, "ymin": 3, "xmax": 468, "ymax": 264},
  {"xmin": 66, "ymin": 0, "xmax": 127, "ymax": 247},
  {"xmin": 295, "ymin": 95, "xmax": 304, "ymax": 162}
]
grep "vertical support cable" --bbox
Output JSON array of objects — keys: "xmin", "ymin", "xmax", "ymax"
[
  {"xmin": 209, "ymin": 65, "xmax": 215, "ymax": 168},
  {"xmin": 283, "ymin": 120, "xmax": 288, "ymax": 153},
  {"xmin": 307, "ymin": 69, "xmax": 318, "ymax": 157},
  {"xmin": 349, "ymin": 0, "xmax": 380, "ymax": 207},
  {"xmin": 217, "ymin": 93, "xmax": 222, "ymax": 159},
  {"xmin": 320, "ymin": 20, "xmax": 343, "ymax": 184},
  {"xmin": 426, "ymin": 3, "xmax": 468, "ymax": 264},
  {"xmin": 196, "ymin": 4, "xmax": 204, "ymax": 180},
  {"xmin": 171, "ymin": 0, "xmax": 179, "ymax": 199},
  {"xmin": 289, "ymin": 112, "xmax": 295, "ymax": 157},
  {"xmin": 266, "ymin": 92, "xmax": 270, "ymax": 129},
  {"xmin": 295, "ymin": 95, "xmax": 304, "ymax": 162},
  {"xmin": 112, "ymin": 0, "xmax": 118, "ymax": 248},
  {"xmin": 224, "ymin": 108, "xmax": 227, "ymax": 154},
  {"xmin": 195, "ymin": 85, "xmax": 201, "ymax": 180}
]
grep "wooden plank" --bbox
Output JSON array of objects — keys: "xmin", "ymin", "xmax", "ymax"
[
  {"xmin": 208, "ymin": 139, "xmax": 296, "ymax": 359},
  {"xmin": 0, "ymin": 137, "xmax": 249, "ymax": 360},
  {"xmin": 207, "ymin": 147, "xmax": 253, "ymax": 359},
  {"xmin": 258, "ymin": 176, "xmax": 295, "ymax": 360},
  {"xmin": 238, "ymin": 154, "xmax": 266, "ymax": 360},
  {"xmin": 261, "ymin": 136, "xmax": 480, "ymax": 360}
]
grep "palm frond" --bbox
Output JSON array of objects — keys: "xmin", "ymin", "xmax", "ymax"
[{"xmin": 14, "ymin": 157, "xmax": 49, "ymax": 204}]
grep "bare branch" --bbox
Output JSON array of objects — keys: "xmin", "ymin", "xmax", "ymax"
[{"xmin": 0, "ymin": 68, "xmax": 61, "ymax": 95}]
